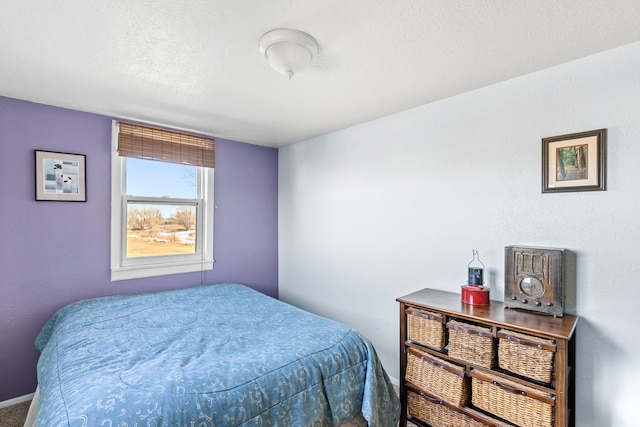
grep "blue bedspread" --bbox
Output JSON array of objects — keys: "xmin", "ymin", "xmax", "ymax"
[{"xmin": 35, "ymin": 283, "xmax": 399, "ymax": 426}]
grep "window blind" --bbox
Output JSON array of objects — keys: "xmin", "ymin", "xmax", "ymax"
[{"xmin": 117, "ymin": 122, "xmax": 215, "ymax": 168}]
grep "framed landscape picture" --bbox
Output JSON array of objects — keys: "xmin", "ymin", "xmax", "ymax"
[
  {"xmin": 542, "ymin": 129, "xmax": 606, "ymax": 193},
  {"xmin": 35, "ymin": 150, "xmax": 87, "ymax": 201}
]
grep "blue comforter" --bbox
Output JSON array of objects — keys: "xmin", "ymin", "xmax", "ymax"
[{"xmin": 35, "ymin": 283, "xmax": 399, "ymax": 426}]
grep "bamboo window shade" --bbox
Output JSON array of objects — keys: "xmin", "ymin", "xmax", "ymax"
[{"xmin": 118, "ymin": 122, "xmax": 215, "ymax": 168}]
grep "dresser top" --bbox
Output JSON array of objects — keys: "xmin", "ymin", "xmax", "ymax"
[{"xmin": 397, "ymin": 287, "xmax": 578, "ymax": 340}]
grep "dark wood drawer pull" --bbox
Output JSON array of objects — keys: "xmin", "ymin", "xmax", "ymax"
[
  {"xmin": 450, "ymin": 323, "xmax": 490, "ymax": 337},
  {"xmin": 407, "ymin": 347, "xmax": 466, "ymax": 378},
  {"xmin": 504, "ymin": 334, "xmax": 556, "ymax": 351},
  {"xmin": 492, "ymin": 380, "xmax": 525, "ymax": 395},
  {"xmin": 506, "ymin": 334, "xmax": 538, "ymax": 349},
  {"xmin": 420, "ymin": 353, "xmax": 445, "ymax": 369},
  {"xmin": 419, "ymin": 391, "xmax": 443, "ymax": 404},
  {"xmin": 407, "ymin": 308, "xmax": 441, "ymax": 321},
  {"xmin": 488, "ymin": 379, "xmax": 557, "ymax": 405}
]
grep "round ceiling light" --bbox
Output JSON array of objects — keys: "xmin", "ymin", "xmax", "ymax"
[{"xmin": 259, "ymin": 29, "xmax": 318, "ymax": 80}]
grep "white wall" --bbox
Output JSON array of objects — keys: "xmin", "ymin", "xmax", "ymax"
[{"xmin": 279, "ymin": 40, "xmax": 640, "ymax": 426}]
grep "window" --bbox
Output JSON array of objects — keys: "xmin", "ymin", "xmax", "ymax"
[{"xmin": 110, "ymin": 121, "xmax": 214, "ymax": 281}]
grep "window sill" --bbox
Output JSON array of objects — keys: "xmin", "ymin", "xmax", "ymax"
[{"xmin": 111, "ymin": 259, "xmax": 214, "ymax": 281}]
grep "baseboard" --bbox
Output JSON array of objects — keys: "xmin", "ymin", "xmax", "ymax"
[
  {"xmin": 0, "ymin": 392, "xmax": 34, "ymax": 409},
  {"xmin": 388, "ymin": 375, "xmax": 400, "ymax": 387}
]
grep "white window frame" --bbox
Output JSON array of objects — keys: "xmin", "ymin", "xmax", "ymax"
[{"xmin": 110, "ymin": 121, "xmax": 214, "ymax": 281}]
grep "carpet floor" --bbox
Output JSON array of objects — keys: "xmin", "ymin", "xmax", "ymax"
[
  {"xmin": 0, "ymin": 398, "xmax": 417, "ymax": 427},
  {"xmin": 0, "ymin": 400, "xmax": 30, "ymax": 427}
]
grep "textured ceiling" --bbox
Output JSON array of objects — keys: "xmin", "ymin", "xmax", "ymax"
[{"xmin": 2, "ymin": 1, "xmax": 640, "ymax": 147}]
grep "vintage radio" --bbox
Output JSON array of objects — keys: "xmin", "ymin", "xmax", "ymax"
[{"xmin": 504, "ymin": 246, "xmax": 565, "ymax": 317}]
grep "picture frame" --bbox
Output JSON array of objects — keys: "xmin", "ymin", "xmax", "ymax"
[
  {"xmin": 35, "ymin": 150, "xmax": 87, "ymax": 201},
  {"xmin": 542, "ymin": 129, "xmax": 606, "ymax": 193}
]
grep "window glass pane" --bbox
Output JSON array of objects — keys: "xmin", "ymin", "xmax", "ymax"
[
  {"xmin": 126, "ymin": 203, "xmax": 197, "ymax": 257},
  {"xmin": 126, "ymin": 158, "xmax": 196, "ymax": 198}
]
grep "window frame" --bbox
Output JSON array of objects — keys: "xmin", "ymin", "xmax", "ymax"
[{"xmin": 110, "ymin": 121, "xmax": 214, "ymax": 281}]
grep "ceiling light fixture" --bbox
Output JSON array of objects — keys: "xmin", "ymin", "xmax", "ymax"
[{"xmin": 259, "ymin": 29, "xmax": 318, "ymax": 80}]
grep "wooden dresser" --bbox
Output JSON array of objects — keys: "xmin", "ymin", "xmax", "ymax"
[{"xmin": 397, "ymin": 288, "xmax": 578, "ymax": 427}]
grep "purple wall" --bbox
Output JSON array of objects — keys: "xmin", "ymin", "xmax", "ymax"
[{"xmin": 0, "ymin": 96, "xmax": 278, "ymax": 401}]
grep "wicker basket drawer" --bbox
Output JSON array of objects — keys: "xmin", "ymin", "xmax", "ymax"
[
  {"xmin": 408, "ymin": 390, "xmax": 486, "ymax": 427},
  {"xmin": 407, "ymin": 307, "xmax": 445, "ymax": 350},
  {"xmin": 470, "ymin": 369, "xmax": 555, "ymax": 427},
  {"xmin": 406, "ymin": 347, "xmax": 469, "ymax": 406},
  {"xmin": 446, "ymin": 320, "xmax": 494, "ymax": 368},
  {"xmin": 497, "ymin": 329, "xmax": 556, "ymax": 383}
]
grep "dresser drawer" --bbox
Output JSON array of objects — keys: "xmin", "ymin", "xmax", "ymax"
[
  {"xmin": 497, "ymin": 329, "xmax": 556, "ymax": 383},
  {"xmin": 470, "ymin": 369, "xmax": 555, "ymax": 427},
  {"xmin": 446, "ymin": 319, "xmax": 494, "ymax": 368},
  {"xmin": 406, "ymin": 347, "xmax": 469, "ymax": 406},
  {"xmin": 406, "ymin": 307, "xmax": 445, "ymax": 350},
  {"xmin": 408, "ymin": 390, "xmax": 486, "ymax": 427}
]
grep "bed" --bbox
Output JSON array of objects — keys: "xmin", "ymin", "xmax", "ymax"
[{"xmin": 26, "ymin": 282, "xmax": 399, "ymax": 426}]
